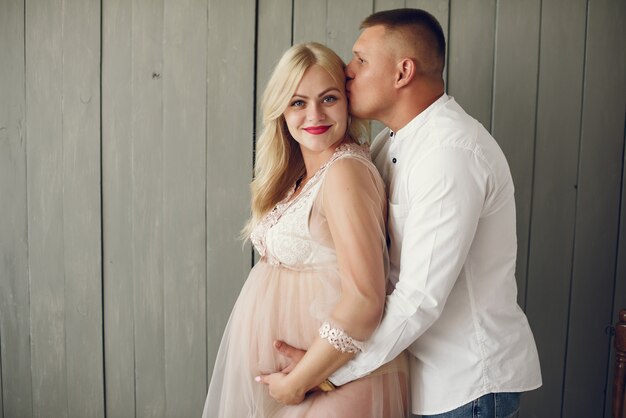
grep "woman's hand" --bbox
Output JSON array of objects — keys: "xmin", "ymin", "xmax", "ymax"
[{"xmin": 255, "ymin": 372, "xmax": 306, "ymax": 405}]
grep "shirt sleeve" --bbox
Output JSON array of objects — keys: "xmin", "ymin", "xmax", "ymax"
[{"xmin": 330, "ymin": 145, "xmax": 488, "ymax": 385}]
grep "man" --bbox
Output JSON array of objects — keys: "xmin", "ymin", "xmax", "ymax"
[{"xmin": 261, "ymin": 8, "xmax": 541, "ymax": 417}]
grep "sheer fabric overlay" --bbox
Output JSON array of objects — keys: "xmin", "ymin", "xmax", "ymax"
[{"xmin": 203, "ymin": 143, "xmax": 409, "ymax": 418}]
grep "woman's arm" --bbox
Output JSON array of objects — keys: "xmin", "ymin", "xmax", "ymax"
[{"xmin": 257, "ymin": 157, "xmax": 388, "ymax": 403}]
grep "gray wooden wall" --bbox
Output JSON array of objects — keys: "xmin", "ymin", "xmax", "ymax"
[{"xmin": 1, "ymin": 0, "xmax": 624, "ymax": 417}]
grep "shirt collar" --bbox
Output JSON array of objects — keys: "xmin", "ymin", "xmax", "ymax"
[{"xmin": 390, "ymin": 93, "xmax": 450, "ymax": 141}]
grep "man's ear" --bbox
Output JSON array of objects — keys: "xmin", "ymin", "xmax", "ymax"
[{"xmin": 395, "ymin": 58, "xmax": 416, "ymax": 88}]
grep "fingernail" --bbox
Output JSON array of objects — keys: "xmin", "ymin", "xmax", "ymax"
[{"xmin": 254, "ymin": 376, "xmax": 261, "ymax": 382}]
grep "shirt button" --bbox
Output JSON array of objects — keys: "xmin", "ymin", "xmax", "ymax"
[
  {"xmin": 390, "ymin": 131, "xmax": 394, "ymax": 137},
  {"xmin": 392, "ymin": 158, "xmax": 397, "ymax": 164}
]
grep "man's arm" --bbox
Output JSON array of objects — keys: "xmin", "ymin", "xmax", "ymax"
[{"xmin": 331, "ymin": 146, "xmax": 486, "ymax": 385}]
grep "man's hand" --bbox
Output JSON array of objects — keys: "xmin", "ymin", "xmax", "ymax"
[{"xmin": 273, "ymin": 340, "xmax": 306, "ymax": 373}]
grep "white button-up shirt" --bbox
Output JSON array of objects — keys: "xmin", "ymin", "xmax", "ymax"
[{"xmin": 330, "ymin": 94, "xmax": 542, "ymax": 415}]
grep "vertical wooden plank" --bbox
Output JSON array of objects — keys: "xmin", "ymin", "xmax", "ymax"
[
  {"xmin": 522, "ymin": 0, "xmax": 587, "ymax": 416},
  {"xmin": 131, "ymin": 0, "xmax": 166, "ymax": 416},
  {"xmin": 25, "ymin": 0, "xmax": 68, "ymax": 415},
  {"xmin": 293, "ymin": 0, "xmax": 327, "ymax": 44},
  {"xmin": 0, "ymin": 0, "xmax": 33, "ymax": 416},
  {"xmin": 375, "ymin": 0, "xmax": 405, "ymax": 13},
  {"xmin": 326, "ymin": 0, "xmax": 372, "ymax": 63},
  {"xmin": 162, "ymin": 0, "xmax": 207, "ymax": 416},
  {"xmin": 26, "ymin": 1, "xmax": 104, "ymax": 414},
  {"xmin": 256, "ymin": 0, "xmax": 292, "ymax": 147},
  {"xmin": 257, "ymin": 0, "xmax": 292, "ymax": 96},
  {"xmin": 447, "ymin": 0, "xmax": 496, "ymax": 129},
  {"xmin": 102, "ymin": 0, "xmax": 135, "ymax": 417},
  {"xmin": 491, "ymin": 0, "xmax": 541, "ymax": 308},
  {"xmin": 62, "ymin": 0, "xmax": 105, "ymax": 416},
  {"xmin": 563, "ymin": 0, "xmax": 625, "ymax": 416},
  {"xmin": 607, "ymin": 137, "xmax": 626, "ymax": 418},
  {"xmin": 102, "ymin": 0, "xmax": 136, "ymax": 414},
  {"xmin": 206, "ymin": 0, "xmax": 255, "ymax": 378},
  {"xmin": 563, "ymin": 1, "xmax": 625, "ymax": 415},
  {"xmin": 0, "ymin": 348, "xmax": 3, "ymax": 417}
]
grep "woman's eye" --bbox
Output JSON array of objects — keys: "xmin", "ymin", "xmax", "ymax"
[
  {"xmin": 290, "ymin": 99, "xmax": 305, "ymax": 107},
  {"xmin": 322, "ymin": 95, "xmax": 338, "ymax": 104}
]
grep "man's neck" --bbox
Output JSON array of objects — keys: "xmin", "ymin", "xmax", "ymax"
[{"xmin": 384, "ymin": 90, "xmax": 444, "ymax": 133}]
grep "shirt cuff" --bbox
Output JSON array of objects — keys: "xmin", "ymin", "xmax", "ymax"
[{"xmin": 328, "ymin": 364, "xmax": 360, "ymax": 386}]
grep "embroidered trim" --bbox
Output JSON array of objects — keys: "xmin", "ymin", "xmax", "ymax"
[
  {"xmin": 319, "ymin": 321, "xmax": 364, "ymax": 353},
  {"xmin": 250, "ymin": 142, "xmax": 370, "ymax": 258}
]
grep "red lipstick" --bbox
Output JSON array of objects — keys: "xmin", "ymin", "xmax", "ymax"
[{"xmin": 303, "ymin": 125, "xmax": 331, "ymax": 135}]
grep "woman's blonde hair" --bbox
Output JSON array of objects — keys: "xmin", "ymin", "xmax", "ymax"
[{"xmin": 242, "ymin": 42, "xmax": 367, "ymax": 238}]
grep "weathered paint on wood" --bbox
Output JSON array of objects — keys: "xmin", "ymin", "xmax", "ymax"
[
  {"xmin": 1, "ymin": 2, "xmax": 625, "ymax": 418},
  {"xmin": 0, "ymin": 0, "xmax": 33, "ymax": 417},
  {"xmin": 293, "ymin": 0, "xmax": 328, "ymax": 45},
  {"xmin": 447, "ymin": 0, "xmax": 496, "ymax": 130},
  {"xmin": 130, "ymin": 1, "xmax": 167, "ymax": 416},
  {"xmin": 24, "ymin": 0, "xmax": 104, "ymax": 417},
  {"xmin": 0, "ymin": 346, "xmax": 3, "ymax": 417},
  {"xmin": 563, "ymin": 1, "xmax": 626, "ymax": 416},
  {"xmin": 162, "ymin": 0, "xmax": 208, "ymax": 416},
  {"xmin": 256, "ymin": 0, "xmax": 293, "ymax": 131},
  {"xmin": 205, "ymin": 0, "xmax": 256, "ymax": 380},
  {"xmin": 491, "ymin": 0, "xmax": 541, "ymax": 308},
  {"xmin": 326, "ymin": 1, "xmax": 372, "ymax": 63},
  {"xmin": 60, "ymin": 1, "xmax": 104, "ymax": 417},
  {"xmin": 25, "ymin": 0, "xmax": 68, "ymax": 413},
  {"xmin": 523, "ymin": 0, "xmax": 588, "ymax": 416},
  {"xmin": 102, "ymin": 0, "xmax": 136, "ymax": 415}
]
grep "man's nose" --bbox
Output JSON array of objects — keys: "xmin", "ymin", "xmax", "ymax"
[{"xmin": 345, "ymin": 60, "xmax": 355, "ymax": 80}]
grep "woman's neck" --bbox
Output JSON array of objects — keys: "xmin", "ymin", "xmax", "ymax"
[{"xmin": 301, "ymin": 137, "xmax": 351, "ymax": 178}]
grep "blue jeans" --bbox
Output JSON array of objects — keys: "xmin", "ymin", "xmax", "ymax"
[{"xmin": 421, "ymin": 392, "xmax": 520, "ymax": 418}]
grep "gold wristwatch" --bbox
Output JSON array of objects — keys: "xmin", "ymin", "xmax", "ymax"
[{"xmin": 318, "ymin": 379, "xmax": 336, "ymax": 392}]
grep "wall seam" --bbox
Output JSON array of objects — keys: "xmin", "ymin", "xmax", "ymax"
[
  {"xmin": 489, "ymin": 0, "xmax": 499, "ymax": 134},
  {"xmin": 99, "ymin": 0, "xmax": 107, "ymax": 415},
  {"xmin": 25, "ymin": 0, "xmax": 35, "ymax": 412},
  {"xmin": 559, "ymin": 0, "xmax": 590, "ymax": 416},
  {"xmin": 252, "ymin": 0, "xmax": 259, "ymax": 269}
]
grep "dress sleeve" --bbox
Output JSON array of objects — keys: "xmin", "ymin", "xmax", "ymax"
[
  {"xmin": 330, "ymin": 146, "xmax": 487, "ymax": 385},
  {"xmin": 317, "ymin": 155, "xmax": 389, "ymax": 342}
]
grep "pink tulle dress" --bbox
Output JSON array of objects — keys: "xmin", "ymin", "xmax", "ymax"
[{"xmin": 202, "ymin": 143, "xmax": 409, "ymax": 417}]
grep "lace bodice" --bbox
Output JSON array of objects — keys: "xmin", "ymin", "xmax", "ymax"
[{"xmin": 250, "ymin": 143, "xmax": 371, "ymax": 268}]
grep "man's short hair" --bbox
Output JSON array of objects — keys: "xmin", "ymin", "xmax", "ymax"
[{"xmin": 361, "ymin": 8, "xmax": 446, "ymax": 75}]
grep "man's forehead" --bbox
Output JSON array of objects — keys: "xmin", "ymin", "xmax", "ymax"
[{"xmin": 353, "ymin": 26, "xmax": 388, "ymax": 53}]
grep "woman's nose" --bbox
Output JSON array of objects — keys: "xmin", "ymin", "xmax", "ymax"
[{"xmin": 307, "ymin": 103, "xmax": 325, "ymax": 122}]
